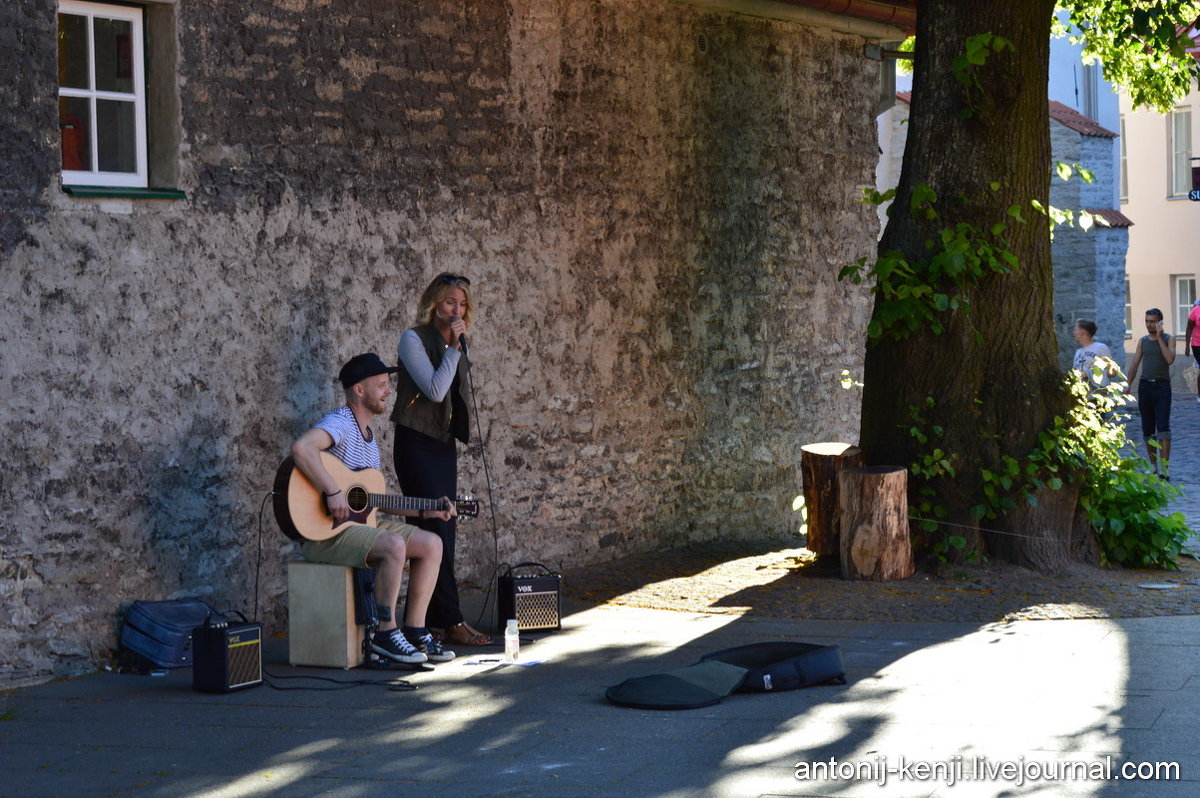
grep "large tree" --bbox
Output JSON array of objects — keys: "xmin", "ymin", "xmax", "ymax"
[{"xmin": 858, "ymin": 0, "xmax": 1200, "ymax": 568}]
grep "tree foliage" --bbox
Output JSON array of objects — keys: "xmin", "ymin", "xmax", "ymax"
[{"xmin": 1060, "ymin": 0, "xmax": 1200, "ymax": 111}]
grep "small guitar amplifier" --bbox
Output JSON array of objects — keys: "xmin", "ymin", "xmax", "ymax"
[
  {"xmin": 498, "ymin": 562, "xmax": 562, "ymax": 632},
  {"xmin": 193, "ymin": 617, "xmax": 263, "ymax": 693}
]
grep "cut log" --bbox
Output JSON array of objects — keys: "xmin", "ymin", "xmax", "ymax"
[
  {"xmin": 800, "ymin": 442, "xmax": 863, "ymax": 556},
  {"xmin": 838, "ymin": 466, "xmax": 914, "ymax": 581}
]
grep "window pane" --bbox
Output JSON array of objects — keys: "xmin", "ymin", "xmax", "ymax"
[
  {"xmin": 1124, "ymin": 280, "xmax": 1132, "ymax": 337},
  {"xmin": 1119, "ymin": 117, "xmax": 1128, "ymax": 201},
  {"xmin": 59, "ymin": 95, "xmax": 92, "ymax": 171},
  {"xmin": 57, "ymin": 13, "xmax": 90, "ymax": 89},
  {"xmin": 94, "ymin": 17, "xmax": 134, "ymax": 94},
  {"xmin": 96, "ymin": 99, "xmax": 136, "ymax": 173},
  {"xmin": 1176, "ymin": 278, "xmax": 1197, "ymax": 335},
  {"xmin": 1173, "ymin": 110, "xmax": 1192, "ymax": 195}
]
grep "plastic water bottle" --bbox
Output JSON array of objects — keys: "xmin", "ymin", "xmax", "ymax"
[{"xmin": 504, "ymin": 619, "xmax": 520, "ymax": 663}]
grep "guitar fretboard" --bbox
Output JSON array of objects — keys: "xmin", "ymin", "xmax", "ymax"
[{"xmin": 366, "ymin": 493, "xmax": 453, "ymax": 512}]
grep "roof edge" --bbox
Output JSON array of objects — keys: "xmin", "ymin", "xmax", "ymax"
[{"xmin": 674, "ymin": 0, "xmax": 911, "ymax": 40}]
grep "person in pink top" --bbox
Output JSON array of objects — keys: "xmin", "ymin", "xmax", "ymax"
[{"xmin": 1186, "ymin": 299, "xmax": 1200, "ymax": 404}]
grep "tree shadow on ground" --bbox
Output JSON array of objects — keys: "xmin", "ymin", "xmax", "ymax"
[{"xmin": 560, "ymin": 536, "xmax": 1200, "ymax": 624}]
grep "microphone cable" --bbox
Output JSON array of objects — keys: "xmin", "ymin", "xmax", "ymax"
[
  {"xmin": 254, "ymin": 489, "xmax": 274, "ymax": 624},
  {"xmin": 462, "ymin": 348, "xmax": 504, "ymax": 635}
]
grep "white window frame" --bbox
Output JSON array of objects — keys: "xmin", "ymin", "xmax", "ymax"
[
  {"xmin": 1174, "ymin": 275, "xmax": 1196, "ymax": 336},
  {"xmin": 1170, "ymin": 106, "xmax": 1192, "ymax": 198},
  {"xmin": 1124, "ymin": 278, "xmax": 1133, "ymax": 339},
  {"xmin": 58, "ymin": 1, "xmax": 147, "ymax": 188},
  {"xmin": 1119, "ymin": 116, "xmax": 1128, "ymax": 203}
]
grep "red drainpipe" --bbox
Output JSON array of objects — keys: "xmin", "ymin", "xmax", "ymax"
[{"xmin": 777, "ymin": 0, "xmax": 917, "ymax": 31}]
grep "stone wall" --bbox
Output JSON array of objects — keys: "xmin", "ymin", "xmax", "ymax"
[
  {"xmin": 1050, "ymin": 121, "xmax": 1127, "ymax": 370},
  {"xmin": 0, "ymin": 0, "xmax": 879, "ymax": 686}
]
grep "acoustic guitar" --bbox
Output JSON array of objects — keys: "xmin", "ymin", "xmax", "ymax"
[{"xmin": 273, "ymin": 452, "xmax": 479, "ymax": 541}]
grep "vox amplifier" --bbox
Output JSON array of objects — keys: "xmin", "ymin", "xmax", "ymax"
[
  {"xmin": 192, "ymin": 618, "xmax": 263, "ymax": 693},
  {"xmin": 498, "ymin": 562, "xmax": 562, "ymax": 632}
]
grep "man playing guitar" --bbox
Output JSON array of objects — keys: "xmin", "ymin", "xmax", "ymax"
[{"xmin": 289, "ymin": 352, "xmax": 457, "ymax": 664}]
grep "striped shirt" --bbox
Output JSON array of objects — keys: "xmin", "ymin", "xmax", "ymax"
[{"xmin": 314, "ymin": 406, "xmax": 379, "ymax": 470}]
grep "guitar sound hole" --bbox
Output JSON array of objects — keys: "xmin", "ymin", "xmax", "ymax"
[{"xmin": 346, "ymin": 486, "xmax": 369, "ymax": 513}]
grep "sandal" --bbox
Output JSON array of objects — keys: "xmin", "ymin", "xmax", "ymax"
[{"xmin": 442, "ymin": 621, "xmax": 492, "ymax": 646}]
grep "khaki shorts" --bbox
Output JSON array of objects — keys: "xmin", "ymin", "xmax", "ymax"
[{"xmin": 299, "ymin": 516, "xmax": 415, "ymax": 569}]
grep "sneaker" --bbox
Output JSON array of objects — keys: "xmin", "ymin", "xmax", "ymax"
[
  {"xmin": 371, "ymin": 628, "xmax": 427, "ymax": 664},
  {"xmin": 408, "ymin": 630, "xmax": 456, "ymax": 663}
]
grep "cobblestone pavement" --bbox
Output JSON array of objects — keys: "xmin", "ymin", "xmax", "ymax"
[{"xmin": 1124, "ymin": 391, "xmax": 1200, "ymax": 556}]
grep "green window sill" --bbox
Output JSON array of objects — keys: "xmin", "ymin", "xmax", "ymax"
[{"xmin": 62, "ymin": 185, "xmax": 186, "ymax": 200}]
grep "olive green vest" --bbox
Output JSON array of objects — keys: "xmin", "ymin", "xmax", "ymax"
[{"xmin": 390, "ymin": 324, "xmax": 471, "ymax": 445}]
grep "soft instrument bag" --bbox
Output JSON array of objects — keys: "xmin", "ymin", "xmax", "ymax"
[
  {"xmin": 120, "ymin": 598, "xmax": 222, "ymax": 668},
  {"xmin": 605, "ymin": 642, "xmax": 846, "ymax": 710}
]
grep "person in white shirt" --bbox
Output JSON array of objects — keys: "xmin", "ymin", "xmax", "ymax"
[
  {"xmin": 290, "ymin": 353, "xmax": 458, "ymax": 664},
  {"xmin": 1071, "ymin": 319, "xmax": 1115, "ymax": 387}
]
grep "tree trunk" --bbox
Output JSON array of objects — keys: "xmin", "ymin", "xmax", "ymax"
[
  {"xmin": 800, "ymin": 442, "xmax": 864, "ymax": 556},
  {"xmin": 839, "ymin": 466, "xmax": 914, "ymax": 580},
  {"xmin": 861, "ymin": 0, "xmax": 1073, "ymax": 565},
  {"xmin": 985, "ymin": 483, "xmax": 1077, "ymax": 572}
]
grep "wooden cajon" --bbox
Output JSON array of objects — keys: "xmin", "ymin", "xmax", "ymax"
[{"xmin": 287, "ymin": 562, "xmax": 364, "ymax": 668}]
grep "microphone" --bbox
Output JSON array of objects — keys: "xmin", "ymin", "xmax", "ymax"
[{"xmin": 453, "ymin": 318, "xmax": 468, "ymax": 356}]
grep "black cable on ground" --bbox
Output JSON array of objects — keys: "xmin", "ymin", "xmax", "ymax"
[{"xmin": 261, "ymin": 666, "xmax": 416, "ymax": 692}]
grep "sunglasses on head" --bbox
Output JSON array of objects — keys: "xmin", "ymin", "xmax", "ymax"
[{"xmin": 437, "ymin": 273, "xmax": 471, "ymax": 287}]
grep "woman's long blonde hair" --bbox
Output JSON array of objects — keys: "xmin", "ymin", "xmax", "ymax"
[{"xmin": 417, "ymin": 272, "xmax": 475, "ymax": 326}]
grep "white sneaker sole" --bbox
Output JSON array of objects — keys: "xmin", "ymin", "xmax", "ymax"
[{"xmin": 371, "ymin": 641, "xmax": 428, "ymax": 664}]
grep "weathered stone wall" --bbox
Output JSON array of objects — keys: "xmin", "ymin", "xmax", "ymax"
[
  {"xmin": 1050, "ymin": 122, "xmax": 1127, "ymax": 370},
  {"xmin": 0, "ymin": 0, "xmax": 878, "ymax": 686}
]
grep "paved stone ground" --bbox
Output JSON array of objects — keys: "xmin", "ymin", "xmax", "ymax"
[
  {"xmin": 3, "ymin": 394, "xmax": 1199, "ymax": 798},
  {"xmin": 7, "ymin": 393, "xmax": 1200, "ymax": 796}
]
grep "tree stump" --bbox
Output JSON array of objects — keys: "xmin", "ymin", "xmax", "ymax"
[
  {"xmin": 838, "ymin": 466, "xmax": 914, "ymax": 581},
  {"xmin": 800, "ymin": 442, "xmax": 863, "ymax": 556}
]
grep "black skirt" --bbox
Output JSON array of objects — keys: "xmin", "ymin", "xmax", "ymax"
[{"xmin": 393, "ymin": 423, "xmax": 463, "ymax": 627}]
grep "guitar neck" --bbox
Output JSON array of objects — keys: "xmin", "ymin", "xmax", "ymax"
[{"xmin": 367, "ymin": 493, "xmax": 448, "ymax": 513}]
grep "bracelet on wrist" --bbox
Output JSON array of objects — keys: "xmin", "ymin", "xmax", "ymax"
[{"xmin": 323, "ymin": 489, "xmax": 341, "ymax": 498}]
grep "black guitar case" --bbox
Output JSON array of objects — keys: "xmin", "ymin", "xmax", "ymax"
[{"xmin": 605, "ymin": 642, "xmax": 846, "ymax": 710}]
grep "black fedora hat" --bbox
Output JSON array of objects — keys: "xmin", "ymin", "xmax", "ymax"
[{"xmin": 338, "ymin": 352, "xmax": 400, "ymax": 389}]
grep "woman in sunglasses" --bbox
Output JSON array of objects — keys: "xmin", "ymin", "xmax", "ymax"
[{"xmin": 390, "ymin": 272, "xmax": 492, "ymax": 646}]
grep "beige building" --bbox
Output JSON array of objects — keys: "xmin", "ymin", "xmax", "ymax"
[{"xmin": 1120, "ymin": 84, "xmax": 1200, "ymax": 381}]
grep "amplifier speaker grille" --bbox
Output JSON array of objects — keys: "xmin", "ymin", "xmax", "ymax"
[
  {"xmin": 226, "ymin": 634, "xmax": 263, "ymax": 688},
  {"xmin": 193, "ymin": 622, "xmax": 263, "ymax": 693}
]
